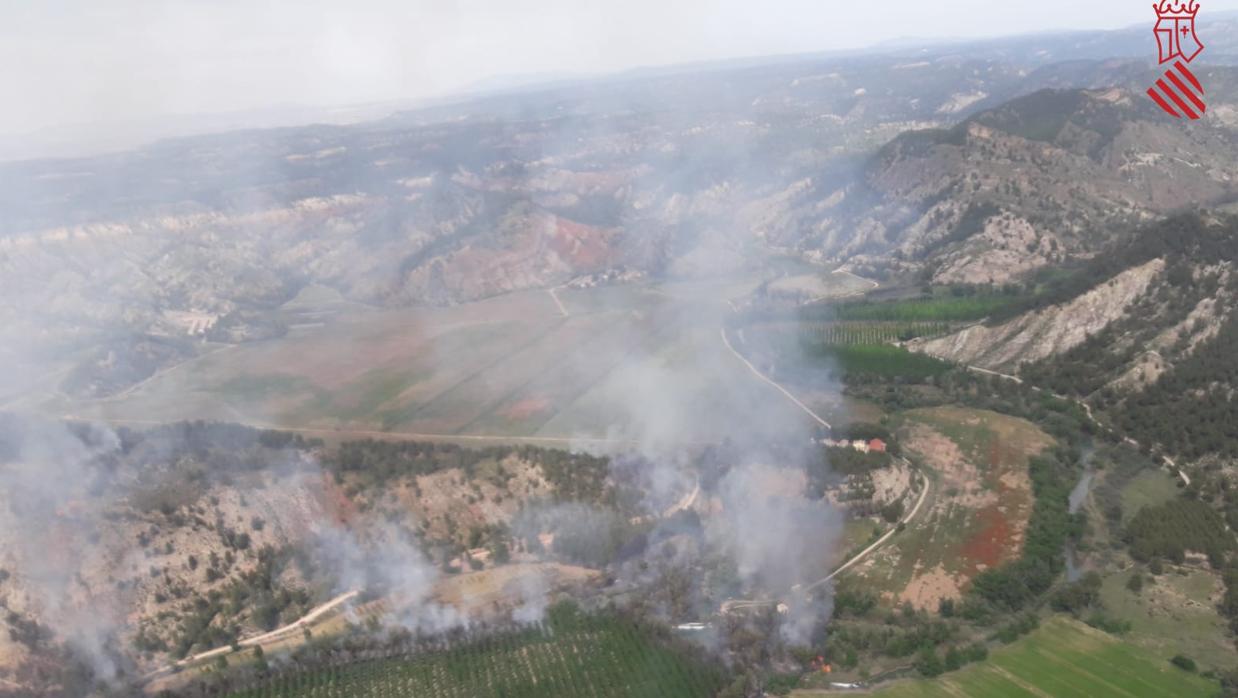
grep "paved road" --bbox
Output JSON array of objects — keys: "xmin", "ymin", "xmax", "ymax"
[
  {"xmin": 714, "ymin": 336, "xmax": 931, "ymax": 592},
  {"xmin": 718, "ymin": 294, "xmax": 934, "ymax": 592},
  {"xmin": 719, "ymin": 326, "xmax": 831, "ymax": 430}
]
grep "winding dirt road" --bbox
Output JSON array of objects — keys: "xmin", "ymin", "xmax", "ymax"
[
  {"xmin": 831, "ymin": 266, "xmax": 880, "ymax": 296},
  {"xmin": 145, "ymin": 590, "xmax": 360, "ymax": 680},
  {"xmin": 547, "ymin": 286, "xmax": 570, "ymax": 317},
  {"xmin": 963, "ymin": 364, "xmax": 1189, "ymax": 486},
  {"xmin": 809, "ymin": 465, "xmax": 929, "ymax": 591},
  {"xmin": 718, "ymin": 299, "xmax": 933, "ymax": 591}
]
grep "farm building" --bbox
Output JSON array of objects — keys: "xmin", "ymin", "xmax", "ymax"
[{"xmin": 819, "ymin": 437, "xmax": 887, "ymax": 455}]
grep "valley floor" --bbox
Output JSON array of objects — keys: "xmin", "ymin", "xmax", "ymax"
[{"xmin": 860, "ymin": 617, "xmax": 1217, "ymax": 698}]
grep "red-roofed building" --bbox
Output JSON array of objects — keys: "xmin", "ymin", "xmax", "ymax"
[{"xmin": 868, "ymin": 438, "xmax": 887, "ymax": 453}]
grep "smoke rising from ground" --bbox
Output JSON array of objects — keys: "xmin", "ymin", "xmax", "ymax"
[
  {"xmin": 0, "ymin": 416, "xmax": 129, "ymax": 680},
  {"xmin": 552, "ymin": 231, "xmax": 845, "ymax": 644},
  {"xmin": 0, "ymin": 415, "xmax": 479, "ymax": 690},
  {"xmin": 0, "ymin": 54, "xmax": 859, "ymax": 695}
]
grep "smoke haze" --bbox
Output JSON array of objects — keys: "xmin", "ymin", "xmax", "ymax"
[{"xmin": 5, "ymin": 0, "xmax": 1233, "ymax": 158}]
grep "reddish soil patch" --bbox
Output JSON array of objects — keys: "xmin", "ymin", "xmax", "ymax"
[
  {"xmin": 984, "ymin": 437, "xmax": 1019, "ymax": 479},
  {"xmin": 318, "ymin": 472, "xmax": 358, "ymax": 526},
  {"xmin": 960, "ymin": 505, "xmax": 1014, "ymax": 573},
  {"xmin": 550, "ymin": 216, "xmax": 614, "ymax": 269},
  {"xmin": 500, "ymin": 396, "xmax": 552, "ymax": 421}
]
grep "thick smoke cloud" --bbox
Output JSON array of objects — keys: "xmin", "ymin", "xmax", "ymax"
[
  {"xmin": 0, "ymin": 417, "xmax": 128, "ymax": 680},
  {"xmin": 0, "ymin": 45, "xmax": 854, "ymax": 694},
  {"xmin": 544, "ymin": 186, "xmax": 846, "ymax": 643},
  {"xmin": 0, "ymin": 414, "xmax": 476, "ymax": 689},
  {"xmin": 570, "ymin": 295, "xmax": 844, "ymax": 646},
  {"xmin": 309, "ymin": 522, "xmax": 468, "ymax": 635},
  {"xmin": 711, "ymin": 463, "xmax": 839, "ymax": 594}
]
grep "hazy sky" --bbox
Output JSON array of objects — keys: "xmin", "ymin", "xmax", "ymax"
[{"xmin": 3, "ymin": 0, "xmax": 1237, "ymax": 139}]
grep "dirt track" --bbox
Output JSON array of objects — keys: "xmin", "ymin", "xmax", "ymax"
[
  {"xmin": 810, "ymin": 465, "xmax": 929, "ymax": 590},
  {"xmin": 719, "ymin": 326, "xmax": 831, "ymax": 430},
  {"xmin": 717, "ymin": 296, "xmax": 933, "ymax": 593},
  {"xmin": 56, "ymin": 413, "xmax": 697, "ymax": 448},
  {"xmin": 963, "ymin": 364, "xmax": 1189, "ymax": 486},
  {"xmin": 547, "ymin": 286, "xmax": 569, "ymax": 316},
  {"xmin": 144, "ymin": 590, "xmax": 360, "ymax": 680},
  {"xmin": 715, "ymin": 340, "xmax": 931, "ymax": 594}
]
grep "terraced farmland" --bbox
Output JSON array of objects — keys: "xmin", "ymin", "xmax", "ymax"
[
  {"xmin": 801, "ymin": 321, "xmax": 952, "ymax": 345},
  {"xmin": 224, "ymin": 612, "xmax": 726, "ymax": 698},
  {"xmin": 842, "ymin": 407, "xmax": 1051, "ymax": 609},
  {"xmin": 871, "ymin": 616, "xmax": 1219, "ymax": 697},
  {"xmin": 51, "ymin": 280, "xmax": 807, "ymax": 443},
  {"xmin": 807, "ymin": 294, "xmax": 1018, "ymax": 323}
]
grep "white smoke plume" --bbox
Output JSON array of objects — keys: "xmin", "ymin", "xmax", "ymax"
[{"xmin": 0, "ymin": 416, "xmax": 129, "ymax": 681}]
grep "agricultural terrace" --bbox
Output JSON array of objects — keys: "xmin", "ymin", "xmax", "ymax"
[
  {"xmin": 223, "ymin": 607, "xmax": 727, "ymax": 698},
  {"xmin": 841, "ymin": 407, "xmax": 1052, "ymax": 609},
  {"xmin": 784, "ymin": 292, "xmax": 1022, "ymax": 366},
  {"xmin": 57, "ymin": 278, "xmax": 815, "ymax": 443},
  {"xmin": 741, "ymin": 321, "xmax": 952, "ymax": 384},
  {"xmin": 746, "ymin": 301, "xmax": 969, "ymax": 388},
  {"xmin": 801, "ymin": 321, "xmax": 952, "ymax": 345},
  {"xmin": 867, "ymin": 616, "xmax": 1219, "ymax": 698},
  {"xmin": 801, "ymin": 344, "xmax": 952, "ymax": 381},
  {"xmin": 800, "ymin": 293, "xmax": 1018, "ymax": 323}
]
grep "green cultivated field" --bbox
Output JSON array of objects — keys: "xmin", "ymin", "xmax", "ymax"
[
  {"xmin": 804, "ymin": 294, "xmax": 1016, "ymax": 323},
  {"xmin": 801, "ymin": 321, "xmax": 952, "ymax": 345},
  {"xmin": 225, "ymin": 613, "xmax": 726, "ymax": 698},
  {"xmin": 1098, "ymin": 567, "xmax": 1234, "ymax": 672},
  {"xmin": 804, "ymin": 343, "xmax": 952, "ymax": 380},
  {"xmin": 870, "ymin": 617, "xmax": 1219, "ymax": 698}
]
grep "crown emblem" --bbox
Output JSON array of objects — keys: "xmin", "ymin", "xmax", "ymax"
[
  {"xmin": 1147, "ymin": 0, "xmax": 1206, "ymax": 116},
  {"xmin": 1154, "ymin": 0, "xmax": 1200, "ymax": 19}
]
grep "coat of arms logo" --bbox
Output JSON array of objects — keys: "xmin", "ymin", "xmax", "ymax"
[{"xmin": 1147, "ymin": 1, "xmax": 1207, "ymax": 119}]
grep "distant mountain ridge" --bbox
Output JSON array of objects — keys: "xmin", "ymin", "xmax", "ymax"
[
  {"xmin": 1, "ymin": 34, "xmax": 1236, "ymax": 401},
  {"xmin": 908, "ymin": 212, "xmax": 1238, "ymax": 460},
  {"xmin": 806, "ymin": 71, "xmax": 1238, "ymax": 284}
]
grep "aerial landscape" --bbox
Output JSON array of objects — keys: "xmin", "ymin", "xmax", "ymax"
[{"xmin": 3, "ymin": 1, "xmax": 1238, "ymax": 696}]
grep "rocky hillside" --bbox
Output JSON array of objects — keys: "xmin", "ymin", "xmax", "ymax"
[
  {"xmin": 0, "ymin": 52, "xmax": 1202, "ymax": 401},
  {"xmin": 810, "ymin": 73, "xmax": 1238, "ymax": 283},
  {"xmin": 907, "ymin": 257, "xmax": 1165, "ymax": 370},
  {"xmin": 909, "ymin": 213, "xmax": 1238, "ymax": 461},
  {"xmin": 0, "ymin": 418, "xmax": 617, "ymax": 695},
  {"xmin": 3, "ymin": 37, "xmax": 1236, "ymax": 406}
]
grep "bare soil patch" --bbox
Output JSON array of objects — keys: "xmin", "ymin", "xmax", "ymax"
[
  {"xmin": 385, "ymin": 456, "xmax": 553, "ymax": 545},
  {"xmin": 872, "ymin": 408, "xmax": 1052, "ymax": 606},
  {"xmin": 900, "ymin": 563, "xmax": 963, "ymax": 609},
  {"xmin": 500, "ymin": 397, "xmax": 553, "ymax": 421}
]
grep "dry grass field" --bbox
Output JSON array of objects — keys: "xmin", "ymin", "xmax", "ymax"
[
  {"xmin": 50, "ymin": 276, "xmax": 824, "ymax": 445},
  {"xmin": 843, "ymin": 407, "xmax": 1053, "ymax": 609}
]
